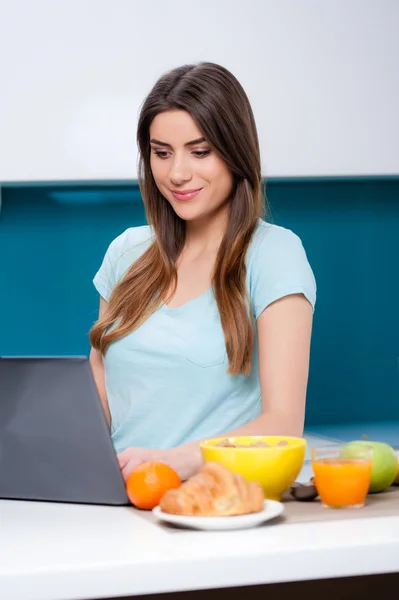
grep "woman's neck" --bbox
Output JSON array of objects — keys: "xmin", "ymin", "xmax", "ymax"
[{"xmin": 184, "ymin": 204, "xmax": 229, "ymax": 255}]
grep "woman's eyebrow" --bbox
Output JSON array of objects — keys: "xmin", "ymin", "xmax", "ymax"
[{"xmin": 150, "ymin": 137, "xmax": 206, "ymax": 148}]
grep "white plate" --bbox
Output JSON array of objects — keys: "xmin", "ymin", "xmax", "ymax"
[{"xmin": 152, "ymin": 500, "xmax": 284, "ymax": 531}]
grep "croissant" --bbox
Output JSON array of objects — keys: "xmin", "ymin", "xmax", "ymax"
[{"xmin": 159, "ymin": 461, "xmax": 264, "ymax": 516}]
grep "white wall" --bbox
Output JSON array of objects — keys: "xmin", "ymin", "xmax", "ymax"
[{"xmin": 0, "ymin": 0, "xmax": 398, "ymax": 182}]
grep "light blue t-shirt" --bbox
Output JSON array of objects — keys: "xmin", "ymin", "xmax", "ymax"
[{"xmin": 93, "ymin": 219, "xmax": 316, "ymax": 453}]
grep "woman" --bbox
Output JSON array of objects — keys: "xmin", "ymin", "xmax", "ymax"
[{"xmin": 89, "ymin": 62, "xmax": 316, "ymax": 481}]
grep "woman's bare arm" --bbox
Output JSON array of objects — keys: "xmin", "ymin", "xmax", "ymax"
[
  {"xmin": 226, "ymin": 292, "xmax": 313, "ymax": 436},
  {"xmin": 89, "ymin": 296, "xmax": 111, "ymax": 429}
]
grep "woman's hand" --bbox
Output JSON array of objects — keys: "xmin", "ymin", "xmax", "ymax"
[
  {"xmin": 117, "ymin": 447, "xmax": 164, "ymax": 481},
  {"xmin": 117, "ymin": 443, "xmax": 203, "ymax": 482}
]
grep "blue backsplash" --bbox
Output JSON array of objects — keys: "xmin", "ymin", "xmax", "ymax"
[{"xmin": 1, "ymin": 179, "xmax": 398, "ymax": 427}]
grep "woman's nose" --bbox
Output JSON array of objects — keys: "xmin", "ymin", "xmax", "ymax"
[{"xmin": 169, "ymin": 157, "xmax": 192, "ymax": 186}]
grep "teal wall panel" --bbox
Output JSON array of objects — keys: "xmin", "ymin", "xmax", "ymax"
[
  {"xmin": 1, "ymin": 179, "xmax": 398, "ymax": 427},
  {"xmin": 264, "ymin": 179, "xmax": 399, "ymax": 425},
  {"xmin": 0, "ymin": 186, "xmax": 146, "ymax": 356}
]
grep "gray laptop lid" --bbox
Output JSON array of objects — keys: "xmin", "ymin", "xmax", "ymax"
[{"xmin": 0, "ymin": 356, "xmax": 129, "ymax": 505}]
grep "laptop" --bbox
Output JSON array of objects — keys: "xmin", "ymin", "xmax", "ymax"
[{"xmin": 0, "ymin": 356, "xmax": 129, "ymax": 505}]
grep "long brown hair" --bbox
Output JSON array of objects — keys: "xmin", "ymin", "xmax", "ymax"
[{"xmin": 89, "ymin": 62, "xmax": 265, "ymax": 375}]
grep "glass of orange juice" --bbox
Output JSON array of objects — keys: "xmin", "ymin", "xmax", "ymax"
[{"xmin": 311, "ymin": 444, "xmax": 373, "ymax": 509}]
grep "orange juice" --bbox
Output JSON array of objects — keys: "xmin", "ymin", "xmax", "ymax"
[{"xmin": 313, "ymin": 457, "xmax": 372, "ymax": 508}]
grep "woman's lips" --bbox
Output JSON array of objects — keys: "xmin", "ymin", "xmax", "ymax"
[{"xmin": 171, "ymin": 189, "xmax": 202, "ymax": 201}]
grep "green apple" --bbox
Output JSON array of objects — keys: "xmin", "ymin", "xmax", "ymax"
[{"xmin": 343, "ymin": 440, "xmax": 398, "ymax": 493}]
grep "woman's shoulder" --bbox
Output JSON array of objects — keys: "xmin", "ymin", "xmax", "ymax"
[
  {"xmin": 248, "ymin": 219, "xmax": 304, "ymax": 256},
  {"xmin": 107, "ymin": 225, "xmax": 154, "ymax": 265},
  {"xmin": 109, "ymin": 225, "xmax": 154, "ymax": 276},
  {"xmin": 93, "ymin": 225, "xmax": 154, "ymax": 301},
  {"xmin": 246, "ymin": 219, "xmax": 317, "ymax": 316}
]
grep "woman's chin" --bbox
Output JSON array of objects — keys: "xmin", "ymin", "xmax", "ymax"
[{"xmin": 172, "ymin": 204, "xmax": 207, "ymax": 222}]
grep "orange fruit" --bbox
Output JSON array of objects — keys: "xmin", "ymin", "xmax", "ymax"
[{"xmin": 126, "ymin": 461, "xmax": 181, "ymax": 510}]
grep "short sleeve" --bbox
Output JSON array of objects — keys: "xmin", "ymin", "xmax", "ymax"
[
  {"xmin": 93, "ymin": 226, "xmax": 153, "ymax": 301},
  {"xmin": 93, "ymin": 235, "xmax": 123, "ymax": 301},
  {"xmin": 249, "ymin": 225, "xmax": 317, "ymax": 319}
]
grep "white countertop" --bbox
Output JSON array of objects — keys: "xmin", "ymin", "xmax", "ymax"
[{"xmin": 1, "ymin": 434, "xmax": 399, "ymax": 600}]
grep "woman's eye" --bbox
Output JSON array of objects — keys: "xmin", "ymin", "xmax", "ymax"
[
  {"xmin": 193, "ymin": 150, "xmax": 211, "ymax": 158},
  {"xmin": 153, "ymin": 150, "xmax": 169, "ymax": 158},
  {"xmin": 152, "ymin": 149, "xmax": 210, "ymax": 159}
]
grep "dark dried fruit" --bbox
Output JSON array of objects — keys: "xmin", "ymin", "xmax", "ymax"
[{"xmin": 290, "ymin": 478, "xmax": 318, "ymax": 501}]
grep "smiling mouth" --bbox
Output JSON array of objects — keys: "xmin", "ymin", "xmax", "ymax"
[{"xmin": 171, "ymin": 189, "xmax": 202, "ymax": 201}]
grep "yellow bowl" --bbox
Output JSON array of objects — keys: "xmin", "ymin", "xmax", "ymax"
[{"xmin": 200, "ymin": 435, "xmax": 307, "ymax": 501}]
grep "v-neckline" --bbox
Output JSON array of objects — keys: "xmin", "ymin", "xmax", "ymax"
[{"xmin": 162, "ymin": 286, "xmax": 212, "ymax": 313}]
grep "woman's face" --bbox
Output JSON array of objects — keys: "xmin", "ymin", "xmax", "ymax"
[{"xmin": 149, "ymin": 110, "xmax": 234, "ymax": 223}]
